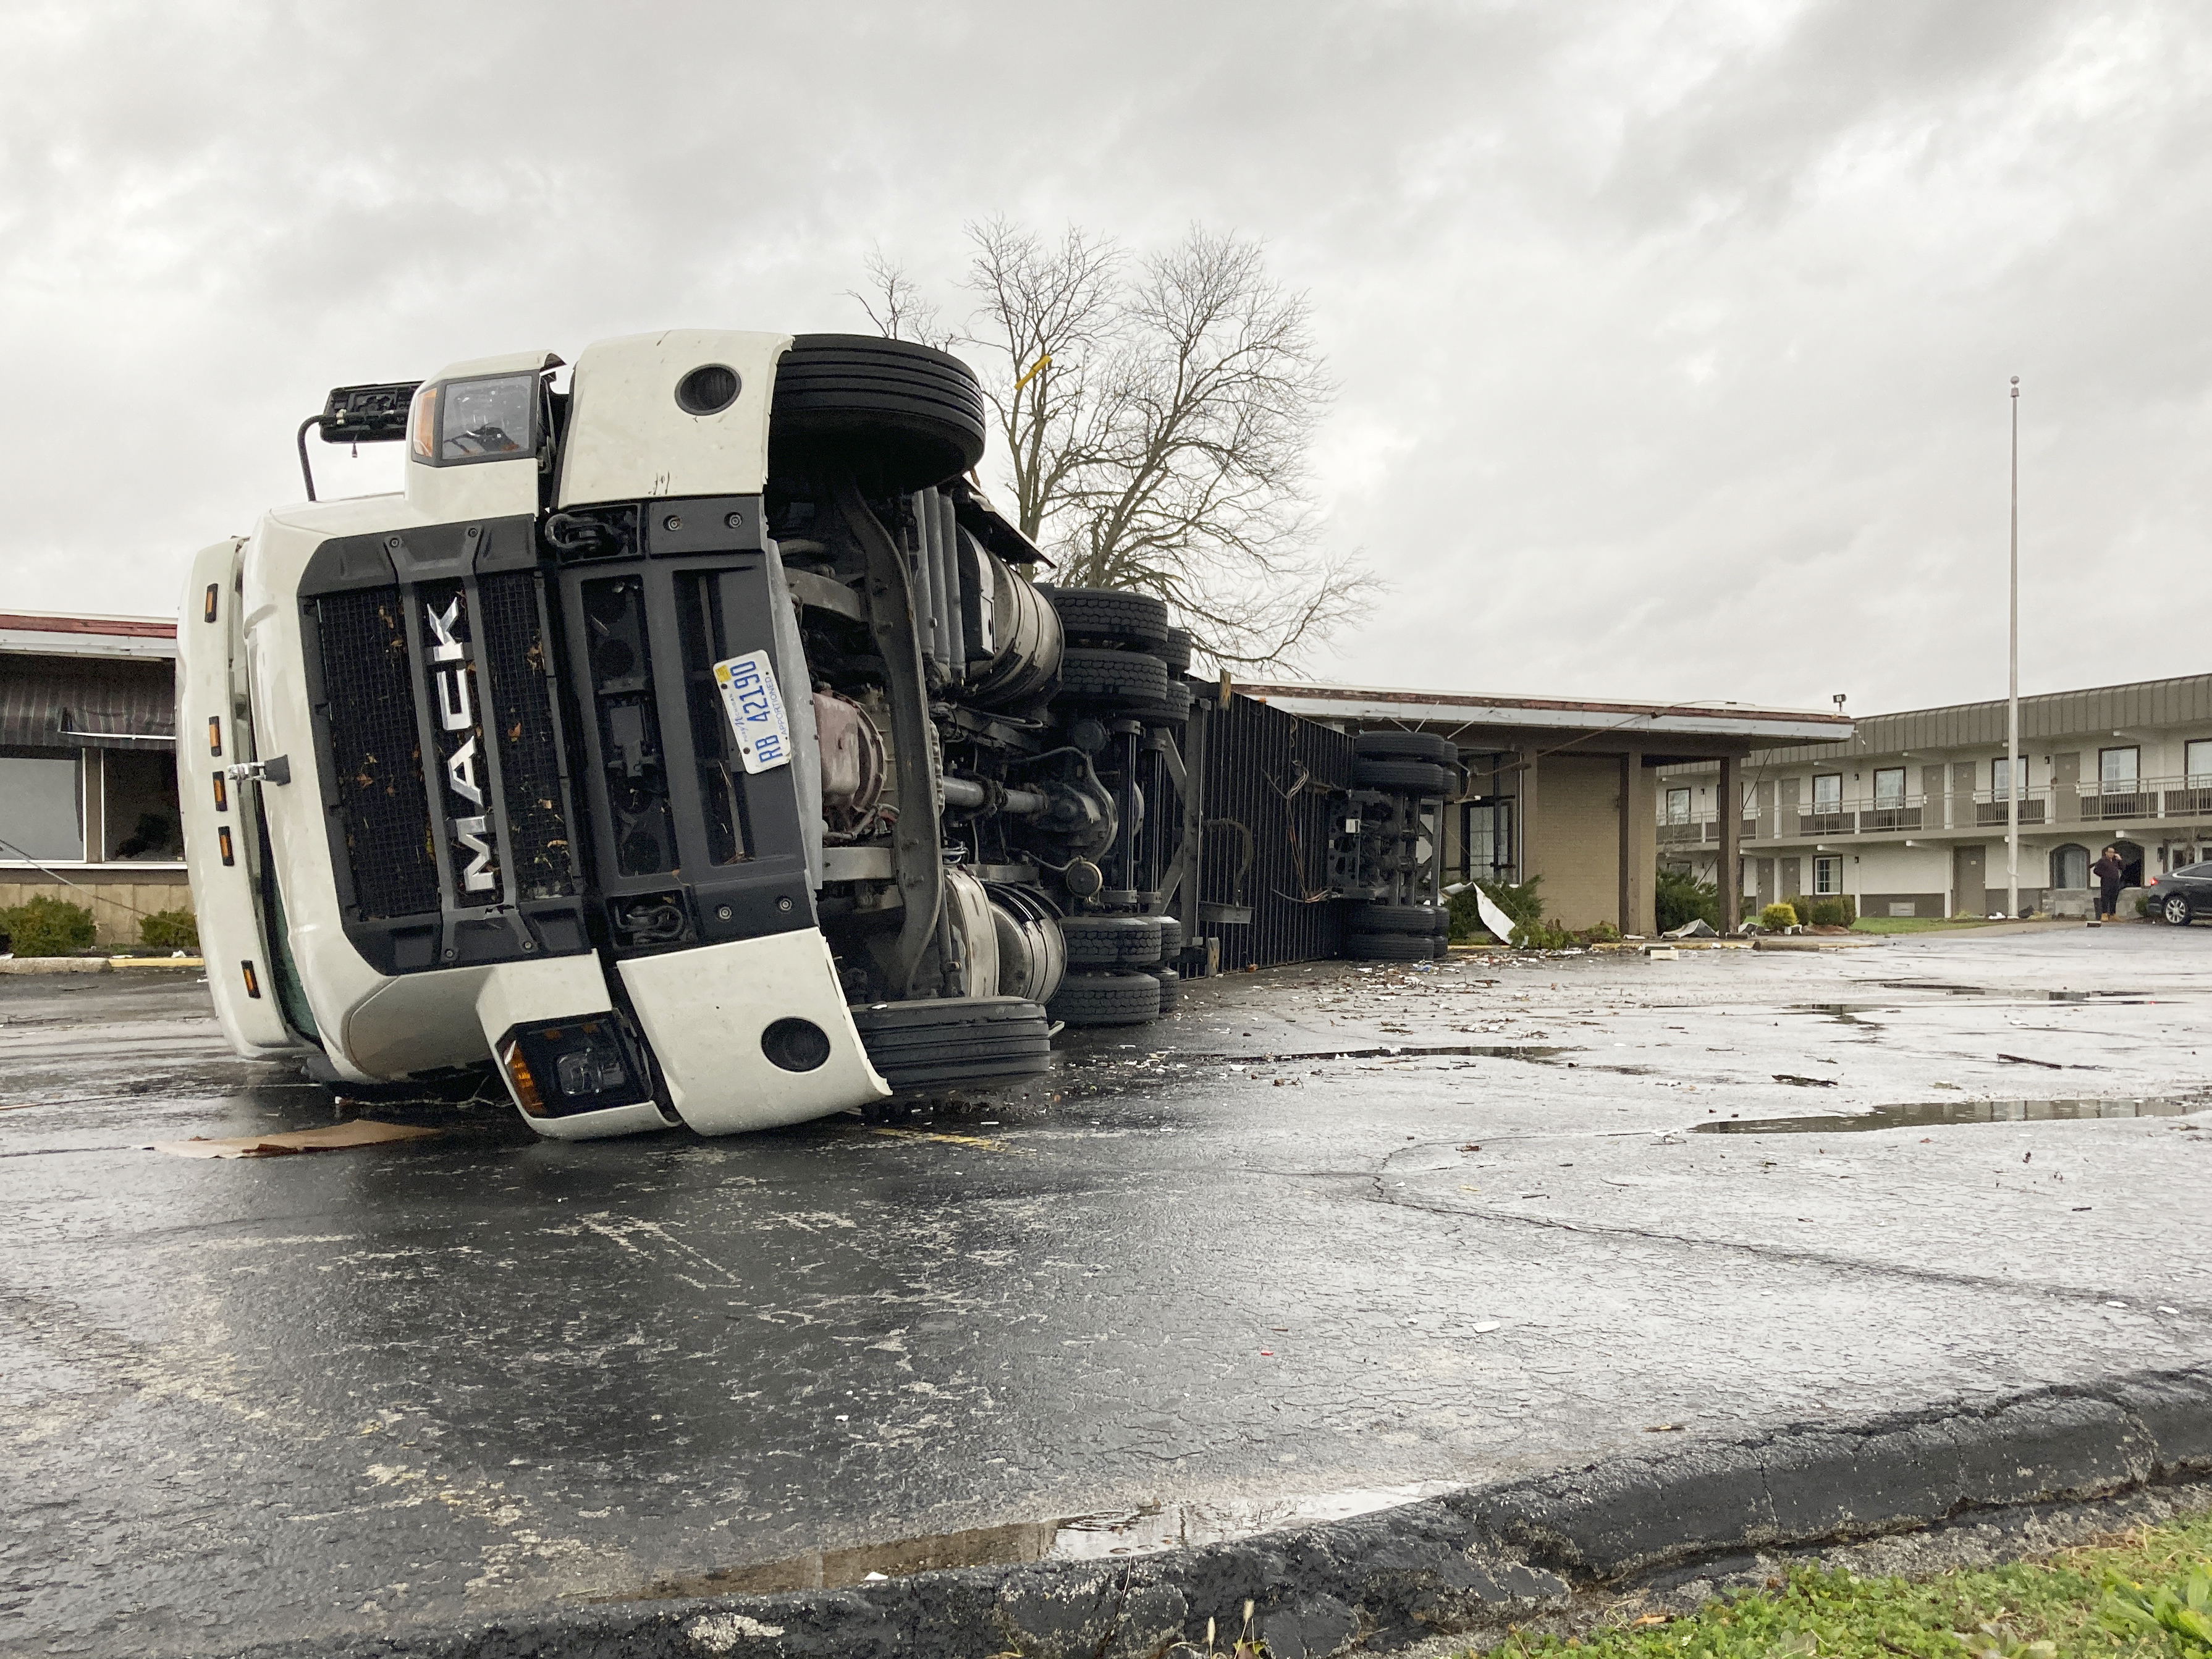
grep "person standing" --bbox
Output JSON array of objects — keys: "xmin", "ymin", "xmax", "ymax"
[{"xmin": 2091, "ymin": 845, "xmax": 2126, "ymax": 922}]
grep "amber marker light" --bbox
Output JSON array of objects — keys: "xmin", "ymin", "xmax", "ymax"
[
  {"xmin": 204, "ymin": 583, "xmax": 219, "ymax": 623},
  {"xmin": 208, "ymin": 717, "xmax": 222, "ymax": 757},
  {"xmin": 499, "ymin": 1037, "xmax": 549, "ymax": 1116},
  {"xmin": 212, "ymin": 773, "xmax": 228, "ymax": 811},
  {"xmin": 217, "ymin": 827, "xmax": 235, "ymax": 866},
  {"xmin": 240, "ymin": 961, "xmax": 261, "ymax": 999}
]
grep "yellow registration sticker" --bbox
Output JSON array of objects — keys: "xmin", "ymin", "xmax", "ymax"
[{"xmin": 712, "ymin": 651, "xmax": 793, "ymax": 774}]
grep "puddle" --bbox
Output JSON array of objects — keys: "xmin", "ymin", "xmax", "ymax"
[
  {"xmin": 601, "ymin": 1483, "xmax": 1461, "ymax": 1600},
  {"xmin": 2046, "ymin": 990, "xmax": 2151, "ymax": 1002},
  {"xmin": 1875, "ymin": 982, "xmax": 1989, "ymax": 995},
  {"xmin": 1692, "ymin": 1095, "xmax": 2210, "ymax": 1136}
]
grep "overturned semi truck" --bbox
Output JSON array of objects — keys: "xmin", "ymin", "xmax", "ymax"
[{"xmin": 178, "ymin": 331, "xmax": 1211, "ymax": 1139}]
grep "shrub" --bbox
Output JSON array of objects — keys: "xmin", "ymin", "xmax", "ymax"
[
  {"xmin": 1577, "ymin": 920, "xmax": 1621, "ymax": 944},
  {"xmin": 1758, "ymin": 901, "xmax": 1799, "ymax": 931},
  {"xmin": 1655, "ymin": 867, "xmax": 1720, "ymax": 933},
  {"xmin": 1787, "ymin": 895, "xmax": 1858, "ymax": 928},
  {"xmin": 1, "ymin": 896, "xmax": 99, "ymax": 957},
  {"xmin": 1448, "ymin": 876, "xmax": 1546, "ymax": 943},
  {"xmin": 139, "ymin": 908, "xmax": 200, "ymax": 952}
]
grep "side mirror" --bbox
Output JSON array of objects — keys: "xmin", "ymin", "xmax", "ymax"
[
  {"xmin": 318, "ymin": 381, "xmax": 422, "ymax": 443},
  {"xmin": 299, "ymin": 381, "xmax": 422, "ymax": 499}
]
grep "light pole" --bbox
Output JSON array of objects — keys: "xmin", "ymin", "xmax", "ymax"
[{"xmin": 2006, "ymin": 376, "xmax": 2020, "ymax": 919}]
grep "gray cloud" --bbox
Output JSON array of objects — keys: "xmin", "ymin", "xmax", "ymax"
[{"xmin": 2, "ymin": 0, "xmax": 2205, "ymax": 715}]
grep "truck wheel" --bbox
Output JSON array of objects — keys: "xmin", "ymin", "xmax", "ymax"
[
  {"xmin": 1129, "ymin": 680, "xmax": 1193, "ymax": 727},
  {"xmin": 1351, "ymin": 758, "xmax": 1452, "ymax": 795},
  {"xmin": 1349, "ymin": 902, "xmax": 1446, "ymax": 935},
  {"xmin": 1155, "ymin": 914, "xmax": 1185, "ymax": 958},
  {"xmin": 1353, "ymin": 730, "xmax": 1456, "ymax": 764},
  {"xmin": 1048, "ymin": 970, "xmax": 1162, "ymax": 1026},
  {"xmin": 1151, "ymin": 965, "xmax": 1181, "ymax": 1013},
  {"xmin": 852, "ymin": 996, "xmax": 1051, "ymax": 1092},
  {"xmin": 1059, "ymin": 914, "xmax": 1165, "ymax": 967},
  {"xmin": 1057, "ymin": 648, "xmax": 1170, "ymax": 706},
  {"xmin": 1157, "ymin": 627, "xmax": 1194, "ymax": 674},
  {"xmin": 770, "ymin": 334, "xmax": 987, "ymax": 491},
  {"xmin": 1345, "ymin": 930, "xmax": 1435, "ymax": 961},
  {"xmin": 1046, "ymin": 587, "xmax": 1169, "ymax": 648}
]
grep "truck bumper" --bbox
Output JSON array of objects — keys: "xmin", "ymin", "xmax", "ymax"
[{"xmin": 617, "ymin": 929, "xmax": 889, "ymax": 1134}]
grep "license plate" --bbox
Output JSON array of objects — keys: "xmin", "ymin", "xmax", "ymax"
[{"xmin": 713, "ymin": 651, "xmax": 793, "ymax": 774}]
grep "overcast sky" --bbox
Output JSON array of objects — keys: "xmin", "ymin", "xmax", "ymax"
[{"xmin": 4, "ymin": 1, "xmax": 2205, "ymax": 716}]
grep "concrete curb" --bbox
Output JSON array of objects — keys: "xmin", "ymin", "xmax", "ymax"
[
  {"xmin": 0, "ymin": 955, "xmax": 203, "ymax": 973},
  {"xmin": 214, "ymin": 1364, "xmax": 2212, "ymax": 1659}
]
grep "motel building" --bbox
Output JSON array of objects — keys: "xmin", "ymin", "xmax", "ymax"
[{"xmin": 1655, "ymin": 673, "xmax": 2212, "ymax": 921}]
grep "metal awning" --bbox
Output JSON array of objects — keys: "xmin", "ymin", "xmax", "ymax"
[{"xmin": 0, "ymin": 664, "xmax": 176, "ymax": 749}]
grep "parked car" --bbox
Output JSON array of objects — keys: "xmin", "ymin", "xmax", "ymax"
[{"xmin": 2145, "ymin": 863, "xmax": 2212, "ymax": 926}]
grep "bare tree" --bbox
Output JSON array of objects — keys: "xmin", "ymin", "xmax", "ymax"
[
  {"xmin": 851, "ymin": 220, "xmax": 1374, "ymax": 669},
  {"xmin": 1050, "ymin": 227, "xmax": 1369, "ymax": 668},
  {"xmin": 958, "ymin": 217, "xmax": 1123, "ymax": 544},
  {"xmin": 845, "ymin": 246, "xmax": 945, "ymax": 345}
]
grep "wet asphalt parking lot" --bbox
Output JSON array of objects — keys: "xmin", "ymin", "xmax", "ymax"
[{"xmin": 4, "ymin": 925, "xmax": 2210, "ymax": 1657}]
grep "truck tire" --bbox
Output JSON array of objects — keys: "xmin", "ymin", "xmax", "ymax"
[
  {"xmin": 1345, "ymin": 930, "xmax": 1436, "ymax": 961},
  {"xmin": 1349, "ymin": 903, "xmax": 1446, "ymax": 935},
  {"xmin": 1131, "ymin": 680, "xmax": 1193, "ymax": 727},
  {"xmin": 1353, "ymin": 730, "xmax": 1455, "ymax": 764},
  {"xmin": 1059, "ymin": 914, "xmax": 1165, "ymax": 968},
  {"xmin": 1057, "ymin": 648, "xmax": 1170, "ymax": 706},
  {"xmin": 1155, "ymin": 915, "xmax": 1185, "ymax": 957},
  {"xmin": 1151, "ymin": 965, "xmax": 1181, "ymax": 1013},
  {"xmin": 1049, "ymin": 970, "xmax": 1162, "ymax": 1026},
  {"xmin": 1157, "ymin": 627, "xmax": 1194, "ymax": 674},
  {"xmin": 770, "ymin": 334, "xmax": 987, "ymax": 491},
  {"xmin": 1352, "ymin": 758, "xmax": 1452, "ymax": 795},
  {"xmin": 851, "ymin": 997, "xmax": 1051, "ymax": 1092},
  {"xmin": 1046, "ymin": 587, "xmax": 1169, "ymax": 648}
]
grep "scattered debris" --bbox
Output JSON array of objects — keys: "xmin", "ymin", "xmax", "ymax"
[
  {"xmin": 1773, "ymin": 1073, "xmax": 1840, "ymax": 1087},
  {"xmin": 151, "ymin": 1120, "xmax": 441, "ymax": 1159}
]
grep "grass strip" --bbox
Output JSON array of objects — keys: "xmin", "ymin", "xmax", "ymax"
[{"xmin": 1482, "ymin": 1513, "xmax": 2212, "ymax": 1659}]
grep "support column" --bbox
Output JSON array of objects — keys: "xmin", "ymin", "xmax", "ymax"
[
  {"xmin": 1618, "ymin": 751, "xmax": 1633, "ymax": 935},
  {"xmin": 1719, "ymin": 754, "xmax": 1742, "ymax": 933}
]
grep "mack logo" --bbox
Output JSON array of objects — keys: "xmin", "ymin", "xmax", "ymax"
[{"xmin": 426, "ymin": 596, "xmax": 498, "ymax": 895}]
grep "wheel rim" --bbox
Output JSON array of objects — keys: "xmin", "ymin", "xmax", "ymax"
[{"xmin": 2168, "ymin": 896, "xmax": 2190, "ymax": 924}]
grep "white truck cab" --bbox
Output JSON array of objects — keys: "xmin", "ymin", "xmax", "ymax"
[{"xmin": 181, "ymin": 330, "xmax": 1194, "ymax": 1139}]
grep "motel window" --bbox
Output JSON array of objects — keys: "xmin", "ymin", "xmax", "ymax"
[
  {"xmin": 2187, "ymin": 740, "xmax": 2212, "ymax": 786},
  {"xmin": 0, "ymin": 748, "xmax": 86, "ymax": 862},
  {"xmin": 2100, "ymin": 746, "xmax": 2140, "ymax": 793},
  {"xmin": 1813, "ymin": 856, "xmax": 1843, "ymax": 895},
  {"xmin": 1812, "ymin": 774, "xmax": 1841, "ymax": 812},
  {"xmin": 1873, "ymin": 767, "xmax": 1905, "ymax": 809},
  {"xmin": 1992, "ymin": 755, "xmax": 2029, "ymax": 799},
  {"xmin": 1665, "ymin": 787, "xmax": 1691, "ymax": 824}
]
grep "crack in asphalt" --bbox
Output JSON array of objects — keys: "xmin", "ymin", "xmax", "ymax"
[{"xmin": 1364, "ymin": 1177, "xmax": 2212, "ymax": 1319}]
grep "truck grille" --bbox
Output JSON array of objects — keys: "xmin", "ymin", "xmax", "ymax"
[
  {"xmin": 317, "ymin": 588, "xmax": 439, "ymax": 919},
  {"xmin": 311, "ymin": 559, "xmax": 581, "ymax": 958},
  {"xmin": 475, "ymin": 571, "xmax": 573, "ymax": 900}
]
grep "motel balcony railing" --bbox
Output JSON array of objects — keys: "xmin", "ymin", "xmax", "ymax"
[{"xmin": 1662, "ymin": 777, "xmax": 2212, "ymax": 845}]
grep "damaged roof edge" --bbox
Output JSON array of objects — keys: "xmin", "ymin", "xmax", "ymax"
[{"xmin": 1234, "ymin": 682, "xmax": 1853, "ymax": 743}]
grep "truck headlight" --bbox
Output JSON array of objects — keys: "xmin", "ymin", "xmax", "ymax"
[{"xmin": 496, "ymin": 1017, "xmax": 654, "ymax": 1119}]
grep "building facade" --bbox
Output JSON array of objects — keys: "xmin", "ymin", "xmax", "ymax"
[
  {"xmin": 1657, "ymin": 673, "xmax": 2212, "ymax": 919},
  {"xmin": 0, "ymin": 610, "xmax": 188, "ymax": 943}
]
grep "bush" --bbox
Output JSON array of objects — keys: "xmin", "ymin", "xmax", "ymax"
[
  {"xmin": 1758, "ymin": 901, "xmax": 1799, "ymax": 931},
  {"xmin": 1448, "ymin": 876, "xmax": 1545, "ymax": 943},
  {"xmin": 139, "ymin": 908, "xmax": 200, "ymax": 952},
  {"xmin": 1, "ymin": 896, "xmax": 99, "ymax": 957},
  {"xmin": 1785, "ymin": 894, "xmax": 1858, "ymax": 928},
  {"xmin": 1655, "ymin": 867, "xmax": 1720, "ymax": 933}
]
